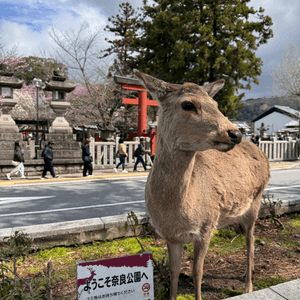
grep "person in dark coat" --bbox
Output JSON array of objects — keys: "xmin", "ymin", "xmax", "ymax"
[
  {"xmin": 41, "ymin": 141, "xmax": 59, "ymax": 179},
  {"xmin": 82, "ymin": 138, "xmax": 93, "ymax": 177},
  {"xmin": 6, "ymin": 141, "xmax": 27, "ymax": 180},
  {"xmin": 133, "ymin": 138, "xmax": 150, "ymax": 172}
]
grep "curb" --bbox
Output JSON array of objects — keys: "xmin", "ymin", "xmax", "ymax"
[
  {"xmin": 0, "ymin": 212, "xmax": 149, "ymax": 249},
  {"xmin": 259, "ymin": 198, "xmax": 300, "ymax": 218},
  {"xmin": 225, "ymin": 278, "xmax": 300, "ymax": 299}
]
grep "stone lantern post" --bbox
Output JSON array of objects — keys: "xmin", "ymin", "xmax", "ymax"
[
  {"xmin": 0, "ymin": 63, "xmax": 25, "ymax": 165},
  {"xmin": 44, "ymin": 69, "xmax": 75, "ymax": 133},
  {"xmin": 0, "ymin": 63, "xmax": 24, "ymax": 133},
  {"xmin": 39, "ymin": 69, "xmax": 83, "ymax": 172}
]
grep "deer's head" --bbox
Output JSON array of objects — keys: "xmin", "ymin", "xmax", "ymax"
[{"xmin": 135, "ymin": 71, "xmax": 242, "ymax": 152}]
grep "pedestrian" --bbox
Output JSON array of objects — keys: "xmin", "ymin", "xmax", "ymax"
[
  {"xmin": 254, "ymin": 135, "xmax": 260, "ymax": 147},
  {"xmin": 41, "ymin": 141, "xmax": 59, "ymax": 179},
  {"xmin": 6, "ymin": 141, "xmax": 27, "ymax": 180},
  {"xmin": 250, "ymin": 133, "xmax": 256, "ymax": 144},
  {"xmin": 114, "ymin": 139, "xmax": 128, "ymax": 173},
  {"xmin": 133, "ymin": 137, "xmax": 150, "ymax": 172},
  {"xmin": 82, "ymin": 138, "xmax": 93, "ymax": 177}
]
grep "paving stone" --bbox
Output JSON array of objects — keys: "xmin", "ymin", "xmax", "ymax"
[
  {"xmin": 270, "ymin": 278, "xmax": 300, "ymax": 300},
  {"xmin": 225, "ymin": 288, "xmax": 285, "ymax": 299}
]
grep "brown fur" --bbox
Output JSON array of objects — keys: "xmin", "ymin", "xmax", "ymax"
[{"xmin": 135, "ymin": 71, "xmax": 270, "ymax": 300}]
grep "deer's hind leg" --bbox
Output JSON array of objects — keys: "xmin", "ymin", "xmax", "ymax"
[
  {"xmin": 167, "ymin": 241, "xmax": 183, "ymax": 300},
  {"xmin": 241, "ymin": 195, "xmax": 262, "ymax": 293}
]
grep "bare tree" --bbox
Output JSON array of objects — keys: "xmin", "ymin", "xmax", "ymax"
[
  {"xmin": 272, "ymin": 44, "xmax": 300, "ymax": 97},
  {"xmin": 49, "ymin": 22, "xmax": 108, "ymax": 85},
  {"xmin": 49, "ymin": 22, "xmax": 137, "ymax": 132}
]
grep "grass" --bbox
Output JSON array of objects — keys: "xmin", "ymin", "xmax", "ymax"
[
  {"xmin": 177, "ymin": 294, "xmax": 208, "ymax": 300},
  {"xmin": 219, "ymin": 287, "xmax": 245, "ymax": 299},
  {"xmin": 5, "ymin": 216, "xmax": 300, "ymax": 299},
  {"xmin": 14, "ymin": 237, "xmax": 168, "ymax": 282},
  {"xmin": 184, "ymin": 228, "xmax": 271, "ymax": 259},
  {"xmin": 254, "ymin": 275, "xmax": 289, "ymax": 289}
]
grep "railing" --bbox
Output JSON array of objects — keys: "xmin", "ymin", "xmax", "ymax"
[
  {"xmin": 259, "ymin": 137, "xmax": 299, "ymax": 161},
  {"xmin": 90, "ymin": 136, "xmax": 300, "ymax": 168},
  {"xmin": 90, "ymin": 137, "xmax": 151, "ymax": 169}
]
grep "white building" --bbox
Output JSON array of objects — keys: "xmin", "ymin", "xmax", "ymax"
[{"xmin": 252, "ymin": 105, "xmax": 300, "ymax": 136}]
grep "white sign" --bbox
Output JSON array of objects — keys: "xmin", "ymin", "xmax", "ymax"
[{"xmin": 77, "ymin": 252, "xmax": 154, "ymax": 300}]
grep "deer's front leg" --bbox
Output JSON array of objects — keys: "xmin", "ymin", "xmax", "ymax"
[
  {"xmin": 193, "ymin": 231, "xmax": 212, "ymax": 300},
  {"xmin": 167, "ymin": 241, "xmax": 183, "ymax": 300}
]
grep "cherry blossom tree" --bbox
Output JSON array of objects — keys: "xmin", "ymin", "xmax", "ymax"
[{"xmin": 10, "ymin": 84, "xmax": 52, "ymax": 121}]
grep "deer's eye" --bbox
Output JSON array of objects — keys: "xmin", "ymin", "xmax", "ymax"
[{"xmin": 181, "ymin": 101, "xmax": 196, "ymax": 112}]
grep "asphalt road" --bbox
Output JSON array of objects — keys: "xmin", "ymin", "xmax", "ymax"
[
  {"xmin": 265, "ymin": 168, "xmax": 300, "ymax": 203},
  {"xmin": 0, "ymin": 179, "xmax": 147, "ymax": 229},
  {"xmin": 0, "ymin": 168, "xmax": 300, "ymax": 229}
]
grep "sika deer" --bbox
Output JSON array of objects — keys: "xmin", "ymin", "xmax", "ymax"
[{"xmin": 135, "ymin": 71, "xmax": 270, "ymax": 300}]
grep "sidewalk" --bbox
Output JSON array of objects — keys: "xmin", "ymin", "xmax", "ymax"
[
  {"xmin": 0, "ymin": 166, "xmax": 150, "ymax": 186},
  {"xmin": 225, "ymin": 278, "xmax": 300, "ymax": 299},
  {"xmin": 1, "ymin": 160, "xmax": 299, "ymax": 186},
  {"xmin": 0, "ymin": 161, "xmax": 299, "ymax": 299}
]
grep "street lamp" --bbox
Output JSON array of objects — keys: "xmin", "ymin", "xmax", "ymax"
[{"xmin": 33, "ymin": 78, "xmax": 43, "ymax": 158}]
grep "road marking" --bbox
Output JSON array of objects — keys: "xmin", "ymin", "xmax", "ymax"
[
  {"xmin": 0, "ymin": 196, "xmax": 55, "ymax": 204},
  {"xmin": 265, "ymin": 184, "xmax": 300, "ymax": 191},
  {"xmin": 0, "ymin": 176, "xmax": 148, "ymax": 188},
  {"xmin": 0, "ymin": 200, "xmax": 146, "ymax": 217}
]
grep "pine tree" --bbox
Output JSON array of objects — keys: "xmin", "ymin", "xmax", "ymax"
[
  {"xmin": 101, "ymin": 2, "xmax": 142, "ymax": 77},
  {"xmin": 134, "ymin": 0, "xmax": 273, "ymax": 117}
]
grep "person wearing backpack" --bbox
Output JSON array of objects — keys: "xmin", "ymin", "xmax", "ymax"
[
  {"xmin": 114, "ymin": 139, "xmax": 128, "ymax": 173},
  {"xmin": 82, "ymin": 138, "xmax": 93, "ymax": 177},
  {"xmin": 41, "ymin": 141, "xmax": 59, "ymax": 179},
  {"xmin": 133, "ymin": 137, "xmax": 150, "ymax": 172}
]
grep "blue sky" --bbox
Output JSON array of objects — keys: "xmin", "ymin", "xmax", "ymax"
[{"xmin": 0, "ymin": 0, "xmax": 299, "ymax": 100}]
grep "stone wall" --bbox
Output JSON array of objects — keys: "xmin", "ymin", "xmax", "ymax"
[{"xmin": 0, "ymin": 159, "xmax": 84, "ymax": 177}]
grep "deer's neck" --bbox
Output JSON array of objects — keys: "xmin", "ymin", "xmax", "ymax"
[{"xmin": 151, "ymin": 142, "xmax": 196, "ymax": 201}]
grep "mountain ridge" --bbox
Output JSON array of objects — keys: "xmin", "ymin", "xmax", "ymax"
[{"xmin": 235, "ymin": 96, "xmax": 300, "ymax": 122}]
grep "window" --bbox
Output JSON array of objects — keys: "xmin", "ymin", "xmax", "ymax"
[
  {"xmin": 54, "ymin": 91, "xmax": 65, "ymax": 100},
  {"xmin": 1, "ymin": 87, "xmax": 12, "ymax": 98}
]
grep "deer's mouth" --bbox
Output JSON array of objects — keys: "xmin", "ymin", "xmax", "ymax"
[{"xmin": 213, "ymin": 141, "xmax": 235, "ymax": 152}]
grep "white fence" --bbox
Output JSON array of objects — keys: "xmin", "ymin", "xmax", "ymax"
[
  {"xmin": 260, "ymin": 137, "xmax": 300, "ymax": 161},
  {"xmin": 90, "ymin": 137, "xmax": 151, "ymax": 169},
  {"xmin": 89, "ymin": 136, "xmax": 299, "ymax": 169}
]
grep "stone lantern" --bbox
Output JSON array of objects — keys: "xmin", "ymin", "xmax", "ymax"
[
  {"xmin": 38, "ymin": 69, "xmax": 82, "ymax": 169},
  {"xmin": 44, "ymin": 69, "xmax": 75, "ymax": 133},
  {"xmin": 0, "ymin": 63, "xmax": 24, "ymax": 133},
  {"xmin": 0, "ymin": 63, "xmax": 25, "ymax": 165}
]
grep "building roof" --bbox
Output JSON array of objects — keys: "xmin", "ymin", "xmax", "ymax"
[
  {"xmin": 284, "ymin": 119, "xmax": 299, "ymax": 127},
  {"xmin": 252, "ymin": 105, "xmax": 300, "ymax": 122},
  {"xmin": 232, "ymin": 121, "xmax": 251, "ymax": 130}
]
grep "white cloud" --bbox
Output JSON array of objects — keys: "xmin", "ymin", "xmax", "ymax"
[{"xmin": 1, "ymin": 0, "xmax": 300, "ymax": 99}]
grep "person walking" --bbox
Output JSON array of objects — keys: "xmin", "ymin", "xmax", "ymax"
[
  {"xmin": 114, "ymin": 139, "xmax": 128, "ymax": 173},
  {"xmin": 82, "ymin": 138, "xmax": 93, "ymax": 177},
  {"xmin": 250, "ymin": 133, "xmax": 256, "ymax": 144},
  {"xmin": 6, "ymin": 141, "xmax": 27, "ymax": 180},
  {"xmin": 133, "ymin": 137, "xmax": 150, "ymax": 172},
  {"xmin": 41, "ymin": 141, "xmax": 59, "ymax": 179}
]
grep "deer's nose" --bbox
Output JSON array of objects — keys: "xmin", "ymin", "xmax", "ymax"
[{"xmin": 228, "ymin": 130, "xmax": 242, "ymax": 145}]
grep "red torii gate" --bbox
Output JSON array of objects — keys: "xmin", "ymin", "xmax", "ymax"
[{"xmin": 114, "ymin": 75, "xmax": 159, "ymax": 154}]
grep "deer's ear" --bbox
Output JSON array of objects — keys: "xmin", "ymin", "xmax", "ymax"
[
  {"xmin": 135, "ymin": 71, "xmax": 177, "ymax": 102},
  {"xmin": 202, "ymin": 79, "xmax": 225, "ymax": 98}
]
